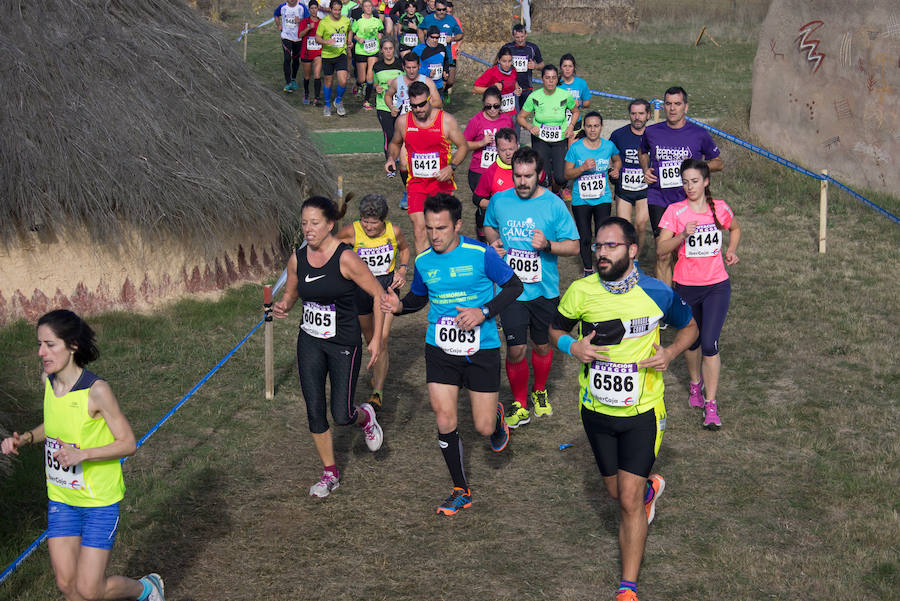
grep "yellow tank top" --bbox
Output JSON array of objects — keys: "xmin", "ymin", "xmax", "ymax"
[
  {"xmin": 353, "ymin": 220, "xmax": 398, "ymax": 276},
  {"xmin": 43, "ymin": 370, "xmax": 125, "ymax": 507}
]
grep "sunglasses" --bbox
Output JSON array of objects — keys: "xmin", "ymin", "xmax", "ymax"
[
  {"xmin": 429, "ymin": 35, "xmax": 440, "ymax": 39},
  {"xmin": 409, "ymin": 98, "xmax": 430, "ymax": 108},
  {"xmin": 435, "ymin": 7, "xmax": 447, "ymax": 11},
  {"xmin": 483, "ymin": 103, "xmax": 501, "ymax": 110}
]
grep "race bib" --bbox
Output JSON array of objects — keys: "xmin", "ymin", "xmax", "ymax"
[
  {"xmin": 658, "ymin": 160, "xmax": 682, "ymax": 189},
  {"xmin": 330, "ymin": 32, "xmax": 347, "ymax": 46},
  {"xmin": 429, "ymin": 63, "xmax": 444, "ymax": 80},
  {"xmin": 588, "ymin": 361, "xmax": 639, "ymax": 407},
  {"xmin": 399, "ymin": 99, "xmax": 411, "ymax": 114},
  {"xmin": 438, "ymin": 33, "xmax": 448, "ymax": 46},
  {"xmin": 512, "ymin": 55, "xmax": 528, "ymax": 72},
  {"xmin": 480, "ymin": 146, "xmax": 497, "ymax": 169},
  {"xmin": 45, "ymin": 438, "xmax": 84, "ymax": 491},
  {"xmin": 301, "ymin": 301, "xmax": 336, "ymax": 339},
  {"xmin": 620, "ymin": 167, "xmax": 647, "ymax": 192},
  {"xmin": 357, "ymin": 243, "xmax": 394, "ymax": 276},
  {"xmin": 362, "ymin": 38, "xmax": 378, "ymax": 53},
  {"xmin": 538, "ymin": 124, "xmax": 563, "ymax": 142},
  {"xmin": 577, "ymin": 172, "xmax": 606, "ymax": 200},
  {"xmin": 306, "ymin": 36, "xmax": 322, "ymax": 50},
  {"xmin": 402, "ymin": 32, "xmax": 418, "ymax": 47},
  {"xmin": 411, "ymin": 152, "xmax": 440, "ymax": 178},
  {"xmin": 501, "ymin": 93, "xmax": 515, "ymax": 112},
  {"xmin": 685, "ymin": 223, "xmax": 722, "ymax": 258},
  {"xmin": 435, "ymin": 316, "xmax": 480, "ymax": 356},
  {"xmin": 506, "ymin": 248, "xmax": 542, "ymax": 283}
]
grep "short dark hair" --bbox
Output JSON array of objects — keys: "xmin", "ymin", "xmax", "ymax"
[
  {"xmin": 482, "ymin": 86, "xmax": 501, "ymax": 103},
  {"xmin": 541, "ymin": 64, "xmax": 558, "ymax": 79},
  {"xmin": 408, "ymin": 80, "xmax": 430, "ymax": 99},
  {"xmin": 495, "ymin": 127, "xmax": 517, "ymax": 144},
  {"xmin": 559, "ymin": 53, "xmax": 576, "ymax": 71},
  {"xmin": 424, "ymin": 193, "xmax": 462, "ymax": 222},
  {"xmin": 597, "ymin": 216, "xmax": 637, "ymax": 247},
  {"xmin": 512, "ymin": 23, "xmax": 526, "ymax": 34},
  {"xmin": 583, "ymin": 110, "xmax": 603, "ymax": 125},
  {"xmin": 664, "ymin": 86, "xmax": 687, "ymax": 103},
  {"xmin": 403, "ymin": 52, "xmax": 420, "ymax": 65},
  {"xmin": 628, "ymin": 98, "xmax": 651, "ymax": 113},
  {"xmin": 496, "ymin": 46, "xmax": 512, "ymax": 61},
  {"xmin": 511, "ymin": 146, "xmax": 543, "ymax": 175},
  {"xmin": 37, "ymin": 310, "xmax": 100, "ymax": 367},
  {"xmin": 330, "ymin": 0, "xmax": 342, "ymax": 8},
  {"xmin": 301, "ymin": 195, "xmax": 346, "ymax": 222}
]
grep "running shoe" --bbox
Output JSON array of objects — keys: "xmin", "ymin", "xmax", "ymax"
[
  {"xmin": 309, "ymin": 471, "xmax": 340, "ymax": 497},
  {"xmin": 313, "ymin": 97, "xmax": 322, "ymax": 107},
  {"xmin": 362, "ymin": 101, "xmax": 374, "ymax": 110},
  {"xmin": 504, "ymin": 401, "xmax": 531, "ymax": 428},
  {"xmin": 283, "ymin": 83, "xmax": 293, "ymax": 93},
  {"xmin": 302, "ymin": 95, "xmax": 310, "ymax": 105},
  {"xmin": 399, "ymin": 192, "xmax": 408, "ymax": 211},
  {"xmin": 532, "ymin": 389, "xmax": 553, "ymax": 417},
  {"xmin": 323, "ymin": 104, "xmax": 332, "ymax": 117},
  {"xmin": 368, "ymin": 391, "xmax": 382, "ymax": 411},
  {"xmin": 616, "ymin": 589, "xmax": 639, "ymax": 601},
  {"xmin": 334, "ymin": 101, "xmax": 347, "ymax": 117},
  {"xmin": 140, "ymin": 573, "xmax": 165, "ymax": 601},
  {"xmin": 645, "ymin": 473, "xmax": 665, "ymax": 524},
  {"xmin": 688, "ymin": 377, "xmax": 705, "ymax": 408},
  {"xmin": 703, "ymin": 400, "xmax": 721, "ymax": 430},
  {"xmin": 490, "ymin": 401, "xmax": 509, "ymax": 452},
  {"xmin": 436, "ymin": 487, "xmax": 472, "ymax": 516},
  {"xmin": 360, "ymin": 403, "xmax": 383, "ymax": 451},
  {"xmin": 352, "ymin": 85, "xmax": 359, "ymax": 95},
  {"xmin": 289, "ymin": 80, "xmax": 298, "ymax": 91},
  {"xmin": 561, "ymin": 188, "xmax": 572, "ymax": 202}
]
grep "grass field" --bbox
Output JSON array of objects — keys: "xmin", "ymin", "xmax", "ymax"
[{"xmin": 2, "ymin": 3, "xmax": 899, "ymax": 600}]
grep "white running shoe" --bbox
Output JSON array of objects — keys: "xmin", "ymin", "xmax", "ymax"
[
  {"xmin": 334, "ymin": 101, "xmax": 346, "ymax": 117},
  {"xmin": 359, "ymin": 403, "xmax": 383, "ymax": 451},
  {"xmin": 309, "ymin": 471, "xmax": 340, "ymax": 497},
  {"xmin": 140, "ymin": 573, "xmax": 165, "ymax": 601}
]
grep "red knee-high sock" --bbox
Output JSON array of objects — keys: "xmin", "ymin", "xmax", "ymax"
[
  {"xmin": 531, "ymin": 349, "xmax": 553, "ymax": 392},
  {"xmin": 506, "ymin": 357, "xmax": 530, "ymax": 408}
]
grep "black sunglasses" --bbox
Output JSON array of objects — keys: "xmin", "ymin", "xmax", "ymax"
[
  {"xmin": 483, "ymin": 103, "xmax": 501, "ymax": 110},
  {"xmin": 409, "ymin": 98, "xmax": 430, "ymax": 108}
]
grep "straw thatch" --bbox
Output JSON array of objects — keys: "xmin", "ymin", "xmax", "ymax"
[
  {"xmin": 452, "ymin": 0, "xmax": 519, "ymax": 80},
  {"xmin": 0, "ymin": 0, "xmax": 333, "ymax": 248},
  {"xmin": 531, "ymin": 0, "xmax": 638, "ymax": 34}
]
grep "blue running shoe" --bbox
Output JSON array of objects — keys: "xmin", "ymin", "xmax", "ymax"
[
  {"xmin": 139, "ymin": 573, "xmax": 165, "ymax": 601},
  {"xmin": 490, "ymin": 401, "xmax": 509, "ymax": 452},
  {"xmin": 436, "ymin": 487, "xmax": 472, "ymax": 516}
]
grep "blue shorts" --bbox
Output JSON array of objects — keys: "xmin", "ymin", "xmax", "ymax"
[{"xmin": 48, "ymin": 500, "xmax": 120, "ymax": 550}]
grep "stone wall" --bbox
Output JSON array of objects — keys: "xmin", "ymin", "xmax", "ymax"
[{"xmin": 750, "ymin": 0, "xmax": 899, "ymax": 196}]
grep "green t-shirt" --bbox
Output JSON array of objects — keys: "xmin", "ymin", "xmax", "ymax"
[
  {"xmin": 523, "ymin": 87, "xmax": 576, "ymax": 128},
  {"xmin": 351, "ymin": 16, "xmax": 384, "ymax": 56},
  {"xmin": 316, "ymin": 16, "xmax": 351, "ymax": 59},
  {"xmin": 373, "ymin": 59, "xmax": 403, "ymax": 111},
  {"xmin": 341, "ymin": 1, "xmax": 359, "ymax": 17}
]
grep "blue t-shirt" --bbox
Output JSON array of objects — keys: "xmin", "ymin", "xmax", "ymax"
[
  {"xmin": 559, "ymin": 76, "xmax": 591, "ymax": 108},
  {"xmin": 412, "ymin": 42, "xmax": 447, "ymax": 89},
  {"xmin": 484, "ymin": 188, "xmax": 579, "ymax": 301},
  {"xmin": 418, "ymin": 14, "xmax": 462, "ymax": 44},
  {"xmin": 565, "ymin": 138, "xmax": 620, "ymax": 206},
  {"xmin": 411, "ymin": 236, "xmax": 513, "ymax": 350}
]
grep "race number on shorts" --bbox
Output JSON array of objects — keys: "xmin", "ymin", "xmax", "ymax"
[
  {"xmin": 411, "ymin": 152, "xmax": 440, "ymax": 178},
  {"xmin": 588, "ymin": 361, "xmax": 639, "ymax": 407},
  {"xmin": 435, "ymin": 316, "xmax": 480, "ymax": 356},
  {"xmin": 685, "ymin": 223, "xmax": 722, "ymax": 258},
  {"xmin": 658, "ymin": 160, "xmax": 682, "ymax": 188},
  {"xmin": 301, "ymin": 301, "xmax": 336, "ymax": 339},
  {"xmin": 577, "ymin": 172, "xmax": 607, "ymax": 200},
  {"xmin": 620, "ymin": 167, "xmax": 647, "ymax": 192},
  {"xmin": 506, "ymin": 248, "xmax": 542, "ymax": 283},
  {"xmin": 538, "ymin": 124, "xmax": 563, "ymax": 142},
  {"xmin": 357, "ymin": 243, "xmax": 394, "ymax": 276},
  {"xmin": 45, "ymin": 437, "xmax": 84, "ymax": 491}
]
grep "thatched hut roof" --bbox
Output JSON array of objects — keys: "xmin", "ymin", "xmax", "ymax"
[{"xmin": 0, "ymin": 0, "xmax": 333, "ymax": 247}]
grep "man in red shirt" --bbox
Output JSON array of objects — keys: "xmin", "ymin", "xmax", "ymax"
[{"xmin": 472, "ymin": 128, "xmax": 518, "ymax": 241}]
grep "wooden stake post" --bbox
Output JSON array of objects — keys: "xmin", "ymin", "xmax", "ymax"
[
  {"xmin": 819, "ymin": 170, "xmax": 829, "ymax": 254},
  {"xmin": 243, "ymin": 23, "xmax": 249, "ymax": 62},
  {"xmin": 264, "ymin": 285, "xmax": 274, "ymax": 399}
]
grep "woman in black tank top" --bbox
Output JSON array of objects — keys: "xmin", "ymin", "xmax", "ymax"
[{"xmin": 273, "ymin": 196, "xmax": 387, "ymax": 498}]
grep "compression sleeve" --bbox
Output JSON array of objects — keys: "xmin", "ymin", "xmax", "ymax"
[
  {"xmin": 485, "ymin": 274, "xmax": 523, "ymax": 318},
  {"xmin": 398, "ymin": 290, "xmax": 429, "ymax": 315}
]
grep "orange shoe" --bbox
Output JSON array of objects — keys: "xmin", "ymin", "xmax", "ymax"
[
  {"xmin": 645, "ymin": 473, "xmax": 665, "ymax": 524},
  {"xmin": 436, "ymin": 487, "xmax": 472, "ymax": 516},
  {"xmin": 616, "ymin": 589, "xmax": 639, "ymax": 601}
]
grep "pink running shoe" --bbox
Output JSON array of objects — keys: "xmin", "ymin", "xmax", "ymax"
[
  {"xmin": 688, "ymin": 378, "xmax": 704, "ymax": 408},
  {"xmin": 703, "ymin": 400, "xmax": 721, "ymax": 430}
]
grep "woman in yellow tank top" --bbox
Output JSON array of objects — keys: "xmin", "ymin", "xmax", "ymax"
[
  {"xmin": 338, "ymin": 193, "xmax": 411, "ymax": 410},
  {"xmin": 1, "ymin": 310, "xmax": 165, "ymax": 601}
]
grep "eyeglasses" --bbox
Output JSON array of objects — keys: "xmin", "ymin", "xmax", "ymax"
[
  {"xmin": 591, "ymin": 242, "xmax": 630, "ymax": 251},
  {"xmin": 484, "ymin": 103, "xmax": 501, "ymax": 110},
  {"xmin": 409, "ymin": 98, "xmax": 430, "ymax": 108}
]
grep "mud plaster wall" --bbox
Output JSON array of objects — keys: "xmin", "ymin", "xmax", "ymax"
[
  {"xmin": 750, "ymin": 0, "xmax": 899, "ymax": 196},
  {"xmin": 0, "ymin": 227, "xmax": 284, "ymax": 325}
]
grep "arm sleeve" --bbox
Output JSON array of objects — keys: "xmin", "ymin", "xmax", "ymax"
[
  {"xmin": 274, "ymin": 4, "xmax": 283, "ymax": 18},
  {"xmin": 532, "ymin": 43, "xmax": 543, "ymax": 63},
  {"xmin": 554, "ymin": 285, "xmax": 582, "ymax": 331},
  {"xmin": 638, "ymin": 131, "xmax": 650, "ymax": 154},
  {"xmin": 551, "ymin": 310, "xmax": 579, "ymax": 334},
  {"xmin": 398, "ymin": 290, "xmax": 429, "ymax": 315},
  {"xmin": 485, "ymin": 273, "xmax": 523, "ymax": 317},
  {"xmin": 657, "ymin": 204, "xmax": 680, "ymax": 234}
]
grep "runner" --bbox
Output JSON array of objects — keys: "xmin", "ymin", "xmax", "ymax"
[
  {"xmin": 385, "ymin": 80, "xmax": 468, "ymax": 253},
  {"xmin": 564, "ymin": 111, "xmax": 622, "ymax": 277},
  {"xmin": 472, "ymin": 127, "xmax": 519, "ymax": 240},
  {"xmin": 396, "ymin": 1, "xmax": 423, "ymax": 57},
  {"xmin": 558, "ymin": 53, "xmax": 591, "ymax": 140},
  {"xmin": 1, "ymin": 310, "xmax": 166, "ymax": 601},
  {"xmin": 315, "ymin": 0, "xmax": 353, "ymax": 117},
  {"xmin": 464, "ymin": 88, "xmax": 515, "ymax": 240},
  {"xmin": 337, "ymin": 194, "xmax": 411, "ymax": 410},
  {"xmin": 411, "ymin": 25, "xmax": 450, "ymax": 96},
  {"xmin": 549, "ymin": 216, "xmax": 698, "ymax": 601},
  {"xmin": 655, "ymin": 159, "xmax": 741, "ymax": 429},
  {"xmin": 273, "ymin": 196, "xmax": 386, "ymax": 497},
  {"xmin": 610, "ymin": 99, "xmax": 651, "ymax": 251},
  {"xmin": 483, "ymin": 146, "xmax": 579, "ymax": 428},
  {"xmin": 639, "ymin": 86, "xmax": 723, "ymax": 286},
  {"xmin": 350, "ymin": 0, "xmax": 384, "ymax": 110},
  {"xmin": 416, "ymin": 0, "xmax": 462, "ymax": 102},
  {"xmin": 372, "ymin": 39, "xmax": 403, "ymax": 156},
  {"xmin": 380, "ymin": 193, "xmax": 523, "ymax": 515},
  {"xmin": 472, "ymin": 47, "xmax": 521, "ymax": 118},
  {"xmin": 444, "ymin": 1, "xmax": 463, "ymax": 102},
  {"xmin": 517, "ymin": 64, "xmax": 578, "ymax": 194},
  {"xmin": 275, "ymin": 0, "xmax": 310, "ymax": 93},
  {"xmin": 498, "ymin": 23, "xmax": 543, "ymax": 111},
  {"xmin": 298, "ymin": 0, "xmax": 323, "ymax": 105}
]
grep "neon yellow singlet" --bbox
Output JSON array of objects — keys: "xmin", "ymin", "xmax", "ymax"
[
  {"xmin": 43, "ymin": 370, "xmax": 125, "ymax": 507},
  {"xmin": 353, "ymin": 220, "xmax": 397, "ymax": 275},
  {"xmin": 316, "ymin": 16, "xmax": 351, "ymax": 59}
]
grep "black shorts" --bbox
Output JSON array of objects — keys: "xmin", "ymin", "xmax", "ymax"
[
  {"xmin": 322, "ymin": 55, "xmax": 348, "ymax": 76},
  {"xmin": 580, "ymin": 404, "xmax": 664, "ymax": 478},
  {"xmin": 500, "ymin": 296, "xmax": 559, "ymax": 347},
  {"xmin": 614, "ymin": 187, "xmax": 648, "ymax": 205},
  {"xmin": 355, "ymin": 273, "xmax": 393, "ymax": 315},
  {"xmin": 425, "ymin": 344, "xmax": 500, "ymax": 392},
  {"xmin": 649, "ymin": 204, "xmax": 668, "ymax": 238}
]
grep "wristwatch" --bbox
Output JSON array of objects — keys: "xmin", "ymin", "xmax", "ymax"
[
  {"xmin": 480, "ymin": 306, "xmax": 490, "ymax": 318},
  {"xmin": 450, "ymin": 163, "xmax": 458, "ymax": 171}
]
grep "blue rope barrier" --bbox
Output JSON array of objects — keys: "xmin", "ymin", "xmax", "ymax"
[
  {"xmin": 0, "ymin": 317, "xmax": 266, "ymax": 587},
  {"xmin": 236, "ymin": 17, "xmax": 274, "ymax": 42},
  {"xmin": 457, "ymin": 50, "xmax": 898, "ymax": 225}
]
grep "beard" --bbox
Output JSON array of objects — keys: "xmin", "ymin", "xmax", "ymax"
[{"xmin": 596, "ymin": 253, "xmax": 631, "ymax": 282}]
